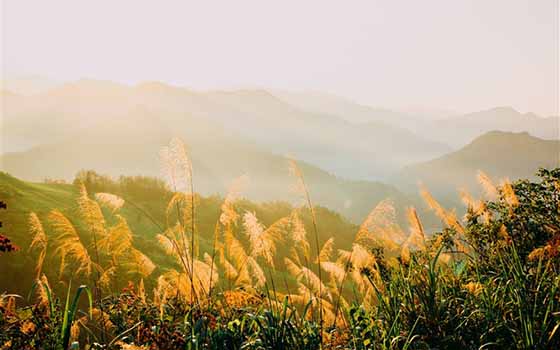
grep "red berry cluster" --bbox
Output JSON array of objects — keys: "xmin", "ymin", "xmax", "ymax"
[{"xmin": 0, "ymin": 201, "xmax": 19, "ymax": 254}]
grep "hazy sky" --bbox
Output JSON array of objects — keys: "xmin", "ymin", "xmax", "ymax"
[{"xmin": 2, "ymin": 0, "xmax": 558, "ymax": 116}]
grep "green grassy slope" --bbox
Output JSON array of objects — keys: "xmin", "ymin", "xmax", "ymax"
[
  {"xmin": 0, "ymin": 173, "xmax": 79, "ymax": 293},
  {"xmin": 0, "ymin": 172, "xmax": 359, "ymax": 296}
]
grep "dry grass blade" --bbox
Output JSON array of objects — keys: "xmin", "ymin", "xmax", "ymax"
[
  {"xmin": 99, "ymin": 266, "xmax": 116, "ymax": 291},
  {"xmin": 285, "ymin": 257, "xmax": 302, "ymax": 278},
  {"xmin": 138, "ymin": 278, "xmax": 146, "ymax": 303},
  {"xmin": 136, "ymin": 250, "xmax": 156, "ymax": 277},
  {"xmin": 458, "ymin": 188, "xmax": 487, "ymax": 219},
  {"xmin": 95, "ymin": 193, "xmax": 125, "ymax": 212},
  {"xmin": 160, "ymin": 260, "xmax": 216, "ymax": 301},
  {"xmin": 160, "ymin": 137, "xmax": 193, "ymax": 193},
  {"xmin": 244, "ymin": 211, "xmax": 286, "ymax": 268},
  {"xmin": 224, "ymin": 230, "xmax": 248, "ymax": 271},
  {"xmin": 48, "ymin": 209, "xmax": 94, "ymax": 277},
  {"xmin": 220, "ymin": 174, "xmax": 249, "ymax": 226},
  {"xmin": 420, "ymin": 185, "xmax": 447, "ymax": 220},
  {"xmin": 402, "ymin": 207, "xmax": 426, "ymax": 257},
  {"xmin": 126, "ymin": 248, "xmax": 156, "ymax": 277},
  {"xmin": 320, "ymin": 261, "xmax": 345, "ymax": 284},
  {"xmin": 77, "ymin": 184, "xmax": 107, "ymax": 239},
  {"xmin": 477, "ymin": 170, "xmax": 498, "ymax": 200},
  {"xmin": 500, "ymin": 178, "xmax": 519, "ymax": 208},
  {"xmin": 99, "ymin": 215, "xmax": 133, "ymax": 260},
  {"xmin": 29, "ymin": 213, "xmax": 47, "ymax": 250},
  {"xmin": 160, "ymin": 138, "xmax": 197, "ymax": 308},
  {"xmin": 316, "ymin": 237, "xmax": 334, "ymax": 263},
  {"xmin": 290, "ymin": 211, "xmax": 310, "ymax": 261},
  {"xmin": 287, "ymin": 158, "xmax": 307, "ymax": 201},
  {"xmin": 406, "ymin": 207, "xmax": 424, "ymax": 242},
  {"xmin": 203, "ymin": 252, "xmax": 217, "ymax": 274},
  {"xmin": 300, "ymin": 266, "xmax": 331, "ymax": 301},
  {"xmin": 221, "ymin": 256, "xmax": 239, "ymax": 281},
  {"xmin": 156, "ymin": 233, "xmax": 176, "ymax": 256},
  {"xmin": 243, "ymin": 212, "xmax": 266, "ymax": 254},
  {"xmin": 29, "ymin": 212, "xmax": 48, "ymax": 279},
  {"xmin": 165, "ymin": 192, "xmax": 195, "ymax": 231},
  {"xmin": 288, "ymin": 157, "xmax": 324, "ymax": 332},
  {"xmin": 247, "ymin": 256, "xmax": 267, "ymax": 288},
  {"xmin": 337, "ymin": 244, "xmax": 375, "ymax": 270},
  {"xmin": 420, "ymin": 185, "xmax": 464, "ymax": 234},
  {"xmin": 401, "ymin": 208, "xmax": 427, "ymax": 262},
  {"xmin": 37, "ymin": 274, "xmax": 51, "ymax": 310},
  {"xmin": 357, "ymin": 199, "xmax": 405, "ymax": 247}
]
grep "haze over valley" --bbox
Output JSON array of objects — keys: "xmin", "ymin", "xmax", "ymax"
[{"xmin": 1, "ymin": 77, "xmax": 558, "ymax": 223}]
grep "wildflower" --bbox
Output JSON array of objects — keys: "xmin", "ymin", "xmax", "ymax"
[
  {"xmin": 37, "ymin": 275, "xmax": 51, "ymax": 311},
  {"xmin": 498, "ymin": 225, "xmax": 511, "ymax": 243},
  {"xmin": 92, "ymin": 308, "xmax": 115, "ymax": 332},
  {"xmin": 123, "ymin": 281, "xmax": 136, "ymax": 294},
  {"xmin": 70, "ymin": 321, "xmax": 80, "ymax": 342},
  {"xmin": 4, "ymin": 296, "xmax": 16, "ymax": 316},
  {"xmin": 528, "ymin": 247, "xmax": 548, "ymax": 261},
  {"xmin": 464, "ymin": 282, "xmax": 483, "ymax": 296},
  {"xmin": 0, "ymin": 234, "xmax": 19, "ymax": 254},
  {"xmin": 20, "ymin": 321, "xmax": 36, "ymax": 335}
]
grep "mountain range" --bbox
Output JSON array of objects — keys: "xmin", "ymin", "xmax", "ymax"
[
  {"xmin": 272, "ymin": 90, "xmax": 559, "ymax": 148},
  {"xmin": 1, "ymin": 78, "xmax": 558, "ymax": 223},
  {"xmin": 1, "ymin": 80, "xmax": 452, "ymax": 180},
  {"xmin": 418, "ymin": 107, "xmax": 559, "ymax": 148},
  {"xmin": 396, "ymin": 131, "xmax": 560, "ymax": 197},
  {"xmin": 1, "ymin": 83, "xmax": 413, "ymax": 223}
]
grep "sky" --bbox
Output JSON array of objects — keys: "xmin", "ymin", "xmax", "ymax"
[{"xmin": 1, "ymin": 0, "xmax": 559, "ymax": 116}]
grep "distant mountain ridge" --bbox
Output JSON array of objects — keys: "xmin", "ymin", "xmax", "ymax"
[
  {"xmin": 396, "ymin": 131, "xmax": 560, "ymax": 196},
  {"xmin": 1, "ymin": 74, "xmax": 61, "ymax": 95},
  {"xmin": 2, "ymin": 78, "xmax": 557, "ymax": 213},
  {"xmin": 0, "ymin": 102, "xmax": 412, "ymax": 223},
  {"xmin": 2, "ymin": 79, "xmax": 451, "ymax": 180},
  {"xmin": 417, "ymin": 107, "xmax": 559, "ymax": 148},
  {"xmin": 271, "ymin": 90, "xmax": 443, "ymax": 135},
  {"xmin": 271, "ymin": 91, "xmax": 559, "ymax": 152}
]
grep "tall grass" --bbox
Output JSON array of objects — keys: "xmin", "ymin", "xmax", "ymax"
[{"xmin": 2, "ymin": 141, "xmax": 559, "ymax": 349}]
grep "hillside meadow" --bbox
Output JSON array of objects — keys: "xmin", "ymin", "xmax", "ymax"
[{"xmin": 0, "ymin": 138, "xmax": 558, "ymax": 349}]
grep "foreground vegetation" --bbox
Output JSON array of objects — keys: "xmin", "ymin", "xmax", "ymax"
[{"xmin": 0, "ymin": 139, "xmax": 558, "ymax": 349}]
